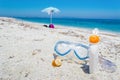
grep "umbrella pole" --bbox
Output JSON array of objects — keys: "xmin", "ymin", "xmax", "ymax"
[{"xmin": 50, "ymin": 13, "xmax": 52, "ymax": 24}]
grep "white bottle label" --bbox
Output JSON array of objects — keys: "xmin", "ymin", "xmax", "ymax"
[{"xmin": 89, "ymin": 44, "xmax": 99, "ymax": 73}]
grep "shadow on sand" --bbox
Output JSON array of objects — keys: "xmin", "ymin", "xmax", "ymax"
[{"xmin": 81, "ymin": 61, "xmax": 89, "ymax": 74}]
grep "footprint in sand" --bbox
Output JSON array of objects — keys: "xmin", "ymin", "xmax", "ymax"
[
  {"xmin": 32, "ymin": 49, "xmax": 41, "ymax": 55},
  {"xmin": 33, "ymin": 38, "xmax": 44, "ymax": 42}
]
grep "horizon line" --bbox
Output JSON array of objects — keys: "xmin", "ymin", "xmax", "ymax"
[{"xmin": 0, "ymin": 16, "xmax": 120, "ymax": 20}]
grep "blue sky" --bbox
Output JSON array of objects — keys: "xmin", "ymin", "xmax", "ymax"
[{"xmin": 0, "ymin": 0, "xmax": 120, "ymax": 19}]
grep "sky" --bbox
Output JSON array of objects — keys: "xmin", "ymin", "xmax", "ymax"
[{"xmin": 0, "ymin": 0, "xmax": 120, "ymax": 19}]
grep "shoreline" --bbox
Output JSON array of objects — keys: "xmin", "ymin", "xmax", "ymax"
[
  {"xmin": 15, "ymin": 17, "xmax": 120, "ymax": 34},
  {"xmin": 16, "ymin": 17, "xmax": 120, "ymax": 35}
]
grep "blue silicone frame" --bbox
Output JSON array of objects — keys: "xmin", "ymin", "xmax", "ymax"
[{"xmin": 54, "ymin": 41, "xmax": 89, "ymax": 60}]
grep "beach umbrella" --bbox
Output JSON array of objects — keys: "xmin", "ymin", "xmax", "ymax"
[{"xmin": 41, "ymin": 7, "xmax": 60, "ymax": 24}]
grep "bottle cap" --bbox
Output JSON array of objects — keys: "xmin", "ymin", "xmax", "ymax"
[{"xmin": 89, "ymin": 28, "xmax": 100, "ymax": 44}]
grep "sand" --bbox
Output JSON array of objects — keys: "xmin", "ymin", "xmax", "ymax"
[{"xmin": 0, "ymin": 17, "xmax": 120, "ymax": 80}]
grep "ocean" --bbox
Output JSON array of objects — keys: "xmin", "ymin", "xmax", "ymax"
[{"xmin": 15, "ymin": 17, "xmax": 120, "ymax": 33}]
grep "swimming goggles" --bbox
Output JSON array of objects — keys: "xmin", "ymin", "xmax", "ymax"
[{"xmin": 54, "ymin": 41, "xmax": 89, "ymax": 60}]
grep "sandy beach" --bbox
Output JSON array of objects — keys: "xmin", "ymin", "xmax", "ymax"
[{"xmin": 0, "ymin": 17, "xmax": 120, "ymax": 80}]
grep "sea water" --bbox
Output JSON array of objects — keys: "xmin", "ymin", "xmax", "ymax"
[{"xmin": 15, "ymin": 17, "xmax": 120, "ymax": 33}]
